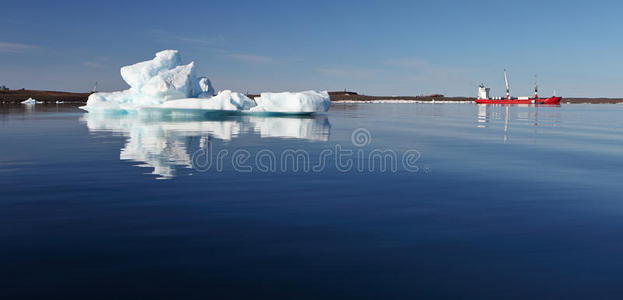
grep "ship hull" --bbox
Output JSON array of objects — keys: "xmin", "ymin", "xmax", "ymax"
[{"xmin": 475, "ymin": 97, "xmax": 561, "ymax": 105}]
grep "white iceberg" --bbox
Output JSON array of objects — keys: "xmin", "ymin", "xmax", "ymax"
[
  {"xmin": 21, "ymin": 98, "xmax": 42, "ymax": 104},
  {"xmin": 82, "ymin": 50, "xmax": 206, "ymax": 111},
  {"xmin": 197, "ymin": 77, "xmax": 216, "ymax": 97},
  {"xmin": 250, "ymin": 91, "xmax": 331, "ymax": 113},
  {"xmin": 81, "ymin": 50, "xmax": 329, "ymax": 114},
  {"xmin": 120, "ymin": 50, "xmax": 184, "ymax": 90},
  {"xmin": 148, "ymin": 90, "xmax": 256, "ymax": 111}
]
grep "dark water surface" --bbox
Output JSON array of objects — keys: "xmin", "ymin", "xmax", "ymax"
[{"xmin": 2, "ymin": 103, "xmax": 623, "ymax": 299}]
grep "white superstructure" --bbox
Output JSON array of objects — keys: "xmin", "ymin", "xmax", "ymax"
[{"xmin": 478, "ymin": 84, "xmax": 490, "ymax": 100}]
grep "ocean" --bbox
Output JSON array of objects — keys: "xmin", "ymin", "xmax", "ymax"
[{"xmin": 2, "ymin": 103, "xmax": 623, "ymax": 299}]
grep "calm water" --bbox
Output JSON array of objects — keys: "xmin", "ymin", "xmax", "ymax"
[{"xmin": 2, "ymin": 103, "xmax": 623, "ymax": 299}]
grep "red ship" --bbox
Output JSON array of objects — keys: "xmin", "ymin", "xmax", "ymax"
[{"xmin": 475, "ymin": 70, "xmax": 561, "ymax": 105}]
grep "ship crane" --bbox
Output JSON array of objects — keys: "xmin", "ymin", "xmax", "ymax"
[{"xmin": 504, "ymin": 69, "xmax": 510, "ymax": 100}]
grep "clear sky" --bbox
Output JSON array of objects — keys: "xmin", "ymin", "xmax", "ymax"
[{"xmin": 1, "ymin": 0, "xmax": 622, "ymax": 97}]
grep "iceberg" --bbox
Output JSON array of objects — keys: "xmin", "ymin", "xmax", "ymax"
[
  {"xmin": 83, "ymin": 50, "xmax": 205, "ymax": 111},
  {"xmin": 21, "ymin": 98, "xmax": 42, "ymax": 104},
  {"xmin": 250, "ymin": 91, "xmax": 331, "ymax": 113},
  {"xmin": 120, "ymin": 50, "xmax": 184, "ymax": 90},
  {"xmin": 81, "ymin": 50, "xmax": 330, "ymax": 114},
  {"xmin": 197, "ymin": 77, "xmax": 216, "ymax": 98},
  {"xmin": 148, "ymin": 90, "xmax": 256, "ymax": 111}
]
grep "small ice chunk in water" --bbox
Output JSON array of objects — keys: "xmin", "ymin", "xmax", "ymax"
[{"xmin": 21, "ymin": 98, "xmax": 42, "ymax": 104}]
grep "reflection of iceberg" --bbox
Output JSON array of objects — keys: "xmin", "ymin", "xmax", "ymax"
[
  {"xmin": 249, "ymin": 116, "xmax": 330, "ymax": 141},
  {"xmin": 81, "ymin": 113, "xmax": 331, "ymax": 179},
  {"xmin": 81, "ymin": 50, "xmax": 330, "ymax": 114}
]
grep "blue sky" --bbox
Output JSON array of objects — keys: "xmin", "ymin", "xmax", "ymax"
[{"xmin": 1, "ymin": 0, "xmax": 622, "ymax": 97}]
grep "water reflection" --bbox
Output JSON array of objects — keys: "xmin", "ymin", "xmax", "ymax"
[
  {"xmin": 477, "ymin": 104, "xmax": 488, "ymax": 127},
  {"xmin": 475, "ymin": 104, "xmax": 561, "ymax": 143},
  {"xmin": 81, "ymin": 113, "xmax": 331, "ymax": 179}
]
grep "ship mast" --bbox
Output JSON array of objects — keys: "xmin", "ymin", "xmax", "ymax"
[
  {"xmin": 533, "ymin": 75, "xmax": 539, "ymax": 99},
  {"xmin": 504, "ymin": 69, "xmax": 510, "ymax": 99}
]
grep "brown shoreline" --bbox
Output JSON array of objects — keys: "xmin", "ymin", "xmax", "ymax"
[
  {"xmin": 2, "ymin": 89, "xmax": 622, "ymax": 104},
  {"xmin": 0, "ymin": 89, "xmax": 91, "ymax": 104}
]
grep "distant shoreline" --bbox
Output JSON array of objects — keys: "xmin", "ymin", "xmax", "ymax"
[
  {"xmin": 0, "ymin": 89, "xmax": 91, "ymax": 104},
  {"xmin": 2, "ymin": 89, "xmax": 623, "ymax": 104}
]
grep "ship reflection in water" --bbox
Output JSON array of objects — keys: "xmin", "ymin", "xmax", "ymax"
[
  {"xmin": 476, "ymin": 104, "xmax": 561, "ymax": 143},
  {"xmin": 81, "ymin": 112, "xmax": 331, "ymax": 179}
]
